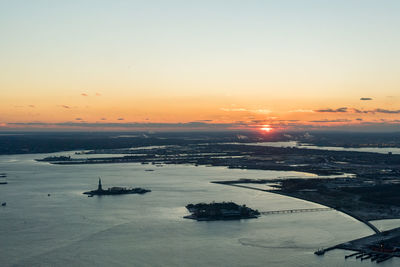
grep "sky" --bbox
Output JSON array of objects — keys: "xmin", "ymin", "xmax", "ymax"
[{"xmin": 1, "ymin": 0, "xmax": 400, "ymax": 131}]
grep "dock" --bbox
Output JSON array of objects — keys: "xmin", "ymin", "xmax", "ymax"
[
  {"xmin": 261, "ymin": 208, "xmax": 332, "ymax": 215},
  {"xmin": 316, "ymin": 227, "xmax": 400, "ymax": 264}
]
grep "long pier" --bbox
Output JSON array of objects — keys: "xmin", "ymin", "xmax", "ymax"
[{"xmin": 261, "ymin": 208, "xmax": 332, "ymax": 215}]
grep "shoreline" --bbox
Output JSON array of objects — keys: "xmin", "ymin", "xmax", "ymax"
[{"xmin": 211, "ymin": 181, "xmax": 400, "ymax": 228}]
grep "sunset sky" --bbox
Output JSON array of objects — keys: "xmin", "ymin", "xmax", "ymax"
[{"xmin": 1, "ymin": 1, "xmax": 400, "ymax": 131}]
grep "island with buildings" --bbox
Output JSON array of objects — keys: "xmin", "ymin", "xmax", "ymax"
[
  {"xmin": 184, "ymin": 202, "xmax": 260, "ymax": 221},
  {"xmin": 83, "ymin": 178, "xmax": 151, "ymax": 196}
]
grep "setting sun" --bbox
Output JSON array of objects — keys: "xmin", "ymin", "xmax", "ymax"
[{"xmin": 260, "ymin": 125, "xmax": 272, "ymax": 132}]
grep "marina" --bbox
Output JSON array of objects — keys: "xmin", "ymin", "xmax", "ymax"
[{"xmin": 315, "ymin": 227, "xmax": 400, "ymax": 264}]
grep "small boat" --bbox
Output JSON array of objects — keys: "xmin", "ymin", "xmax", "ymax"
[{"xmin": 1, "ymin": 202, "xmax": 6, "ymax": 206}]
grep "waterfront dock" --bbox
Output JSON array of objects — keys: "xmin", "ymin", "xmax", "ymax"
[{"xmin": 316, "ymin": 227, "xmax": 400, "ymax": 264}]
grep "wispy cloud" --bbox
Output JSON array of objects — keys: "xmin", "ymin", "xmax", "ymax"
[
  {"xmin": 220, "ymin": 108, "xmax": 271, "ymax": 114},
  {"xmin": 117, "ymin": 118, "xmax": 124, "ymax": 120},
  {"xmin": 220, "ymin": 108, "xmax": 247, "ymax": 112},
  {"xmin": 360, "ymin": 97, "xmax": 373, "ymax": 101},
  {"xmin": 4, "ymin": 119, "xmax": 400, "ymax": 132},
  {"xmin": 75, "ymin": 118, "xmax": 83, "ymax": 121},
  {"xmin": 353, "ymin": 108, "xmax": 400, "ymax": 114},
  {"xmin": 309, "ymin": 119, "xmax": 352, "ymax": 123},
  {"xmin": 352, "ymin": 108, "xmax": 370, "ymax": 114},
  {"xmin": 251, "ymin": 120, "xmax": 267, "ymax": 123},
  {"xmin": 374, "ymin": 108, "xmax": 400, "ymax": 114},
  {"xmin": 314, "ymin": 107, "xmax": 400, "ymax": 114},
  {"xmin": 5, "ymin": 121, "xmax": 246, "ymax": 131},
  {"xmin": 95, "ymin": 92, "xmax": 101, "ymax": 96},
  {"xmin": 60, "ymin": 105, "xmax": 71, "ymax": 109},
  {"xmin": 314, "ymin": 107, "xmax": 348, "ymax": 113},
  {"xmin": 254, "ymin": 109, "xmax": 271, "ymax": 114},
  {"xmin": 81, "ymin": 93, "xmax": 88, "ymax": 97},
  {"xmin": 289, "ymin": 109, "xmax": 314, "ymax": 113}
]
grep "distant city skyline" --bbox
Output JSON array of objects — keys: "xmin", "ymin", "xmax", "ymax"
[{"xmin": 1, "ymin": 1, "xmax": 400, "ymax": 131}]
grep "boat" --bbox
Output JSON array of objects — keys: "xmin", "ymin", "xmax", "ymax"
[{"xmin": 0, "ymin": 177, "xmax": 7, "ymax": 184}]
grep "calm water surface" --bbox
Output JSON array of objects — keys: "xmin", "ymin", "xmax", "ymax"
[{"xmin": 0, "ymin": 152, "xmax": 398, "ymax": 266}]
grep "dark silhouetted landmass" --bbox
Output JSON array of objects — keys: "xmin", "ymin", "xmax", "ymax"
[
  {"xmin": 212, "ymin": 178, "xmax": 400, "ymax": 221},
  {"xmin": 184, "ymin": 202, "xmax": 260, "ymax": 221},
  {"xmin": 83, "ymin": 178, "xmax": 150, "ymax": 196},
  {"xmin": 3, "ymin": 131, "xmax": 400, "ymax": 155}
]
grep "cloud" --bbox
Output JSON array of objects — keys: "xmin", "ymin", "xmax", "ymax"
[
  {"xmin": 81, "ymin": 93, "xmax": 88, "ymax": 97},
  {"xmin": 96, "ymin": 93, "xmax": 101, "ymax": 96},
  {"xmin": 117, "ymin": 118, "xmax": 124, "ymax": 120},
  {"xmin": 75, "ymin": 118, "xmax": 83, "ymax": 121},
  {"xmin": 60, "ymin": 105, "xmax": 71, "ymax": 109},
  {"xmin": 355, "ymin": 118, "xmax": 363, "ymax": 121},
  {"xmin": 100, "ymin": 118, "xmax": 107, "ymax": 120},
  {"xmin": 5, "ymin": 122, "xmax": 246, "ymax": 131},
  {"xmin": 352, "ymin": 108, "xmax": 400, "ymax": 114},
  {"xmin": 314, "ymin": 107, "xmax": 348, "ymax": 113},
  {"xmin": 289, "ymin": 109, "xmax": 314, "ymax": 113},
  {"xmin": 220, "ymin": 108, "xmax": 271, "ymax": 114},
  {"xmin": 254, "ymin": 109, "xmax": 271, "ymax": 114},
  {"xmin": 4, "ymin": 119, "xmax": 400, "ymax": 132},
  {"xmin": 251, "ymin": 120, "xmax": 267, "ymax": 123},
  {"xmin": 28, "ymin": 105, "xmax": 35, "ymax": 108},
  {"xmin": 352, "ymin": 108, "xmax": 370, "ymax": 114},
  {"xmin": 313, "ymin": 107, "xmax": 400, "ymax": 114},
  {"xmin": 309, "ymin": 119, "xmax": 352, "ymax": 123},
  {"xmin": 220, "ymin": 108, "xmax": 247, "ymax": 112},
  {"xmin": 374, "ymin": 108, "xmax": 400, "ymax": 114},
  {"xmin": 360, "ymin": 97, "xmax": 373, "ymax": 101}
]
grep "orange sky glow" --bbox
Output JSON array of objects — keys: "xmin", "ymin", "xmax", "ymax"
[{"xmin": 1, "ymin": 1, "xmax": 400, "ymax": 132}]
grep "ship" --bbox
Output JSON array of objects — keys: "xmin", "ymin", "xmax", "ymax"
[
  {"xmin": 0, "ymin": 173, "xmax": 7, "ymax": 184},
  {"xmin": 83, "ymin": 178, "xmax": 151, "ymax": 196}
]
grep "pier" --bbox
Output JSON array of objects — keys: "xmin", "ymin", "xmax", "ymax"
[{"xmin": 261, "ymin": 208, "xmax": 332, "ymax": 215}]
